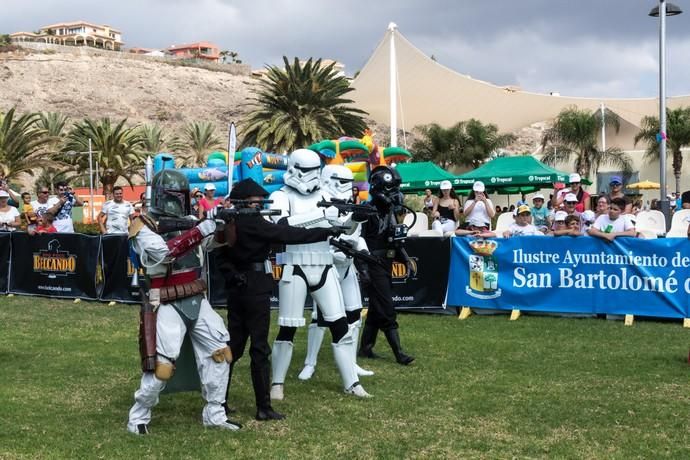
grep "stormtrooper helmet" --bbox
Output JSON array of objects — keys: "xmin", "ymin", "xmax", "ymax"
[
  {"xmin": 320, "ymin": 164, "xmax": 354, "ymax": 201},
  {"xmin": 284, "ymin": 149, "xmax": 322, "ymax": 195}
]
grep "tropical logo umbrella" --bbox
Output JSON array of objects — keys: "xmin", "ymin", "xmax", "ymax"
[{"xmin": 626, "ymin": 180, "xmax": 661, "ymax": 190}]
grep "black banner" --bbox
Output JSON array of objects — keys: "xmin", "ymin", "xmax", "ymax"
[
  {"xmin": 361, "ymin": 236, "xmax": 451, "ymax": 310},
  {"xmin": 9, "ymin": 232, "xmax": 100, "ymax": 299},
  {"xmin": 0, "ymin": 233, "xmax": 10, "ymax": 293},
  {"xmin": 100, "ymin": 234, "xmax": 142, "ymax": 303}
]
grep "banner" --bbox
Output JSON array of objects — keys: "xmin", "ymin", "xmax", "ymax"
[
  {"xmin": 100, "ymin": 234, "xmax": 142, "ymax": 303},
  {"xmin": 9, "ymin": 232, "xmax": 100, "ymax": 299},
  {"xmin": 0, "ymin": 233, "xmax": 10, "ymax": 293},
  {"xmin": 375, "ymin": 236, "xmax": 450, "ymax": 310},
  {"xmin": 446, "ymin": 236, "xmax": 690, "ymax": 318}
]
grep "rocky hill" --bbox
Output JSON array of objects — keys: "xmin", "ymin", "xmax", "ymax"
[{"xmin": 0, "ymin": 47, "xmax": 257, "ymax": 135}]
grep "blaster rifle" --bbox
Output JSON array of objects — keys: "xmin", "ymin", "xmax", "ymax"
[
  {"xmin": 328, "ymin": 238, "xmax": 386, "ymax": 268},
  {"xmin": 216, "ymin": 207, "xmax": 281, "ymax": 222},
  {"xmin": 316, "ymin": 199, "xmax": 378, "ymax": 219}
]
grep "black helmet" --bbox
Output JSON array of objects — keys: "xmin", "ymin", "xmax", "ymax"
[
  {"xmin": 150, "ymin": 169, "xmax": 191, "ymax": 217},
  {"xmin": 369, "ymin": 166, "xmax": 401, "ymax": 194}
]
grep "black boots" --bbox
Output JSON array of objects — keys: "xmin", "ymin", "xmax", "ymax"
[
  {"xmin": 358, "ymin": 322, "xmax": 380, "ymax": 359},
  {"xmin": 256, "ymin": 406, "xmax": 286, "ymax": 421},
  {"xmin": 384, "ymin": 328, "xmax": 415, "ymax": 365}
]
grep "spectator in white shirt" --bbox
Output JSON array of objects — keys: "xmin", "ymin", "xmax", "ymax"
[
  {"xmin": 588, "ymin": 197, "xmax": 636, "ymax": 242},
  {"xmin": 463, "ymin": 181, "xmax": 495, "ymax": 225},
  {"xmin": 503, "ymin": 205, "xmax": 543, "ymax": 237},
  {"xmin": 99, "ymin": 186, "xmax": 134, "ymax": 234},
  {"xmin": 31, "ymin": 186, "xmax": 59, "ymax": 217}
]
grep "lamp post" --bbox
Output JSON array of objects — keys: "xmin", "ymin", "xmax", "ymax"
[{"xmin": 649, "ymin": 0, "xmax": 682, "ymax": 229}]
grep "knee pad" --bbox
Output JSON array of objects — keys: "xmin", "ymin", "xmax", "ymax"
[
  {"xmin": 212, "ymin": 346, "xmax": 233, "ymax": 364},
  {"xmin": 154, "ymin": 361, "xmax": 175, "ymax": 381},
  {"xmin": 327, "ymin": 317, "xmax": 349, "ymax": 343},
  {"xmin": 276, "ymin": 326, "xmax": 297, "ymax": 342}
]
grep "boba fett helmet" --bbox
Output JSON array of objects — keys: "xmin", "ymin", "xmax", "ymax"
[{"xmin": 150, "ymin": 169, "xmax": 191, "ymax": 217}]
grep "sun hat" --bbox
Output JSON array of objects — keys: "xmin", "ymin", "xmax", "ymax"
[
  {"xmin": 581, "ymin": 210, "xmax": 596, "ymax": 223},
  {"xmin": 204, "ymin": 183, "xmax": 216, "ymax": 191},
  {"xmin": 439, "ymin": 180, "xmax": 452, "ymax": 190},
  {"xmin": 564, "ymin": 193, "xmax": 578, "ymax": 203},
  {"xmin": 554, "ymin": 211, "xmax": 568, "ymax": 222},
  {"xmin": 472, "ymin": 181, "xmax": 485, "ymax": 192},
  {"xmin": 532, "ymin": 193, "xmax": 545, "ymax": 201},
  {"xmin": 468, "ymin": 216, "xmax": 490, "ymax": 228},
  {"xmin": 0, "ymin": 190, "xmax": 8, "ymax": 198},
  {"xmin": 516, "ymin": 204, "xmax": 531, "ymax": 215},
  {"xmin": 609, "ymin": 175, "xmax": 622, "ymax": 185},
  {"xmin": 569, "ymin": 173, "xmax": 582, "ymax": 183}
]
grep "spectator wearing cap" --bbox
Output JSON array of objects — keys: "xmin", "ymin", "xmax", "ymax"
[
  {"xmin": 550, "ymin": 210, "xmax": 570, "ymax": 235},
  {"xmin": 464, "ymin": 181, "xmax": 495, "ymax": 228},
  {"xmin": 198, "ymin": 183, "xmax": 222, "ymax": 219},
  {"xmin": 553, "ymin": 173, "xmax": 590, "ymax": 213},
  {"xmin": 503, "ymin": 205, "xmax": 543, "ymax": 237},
  {"xmin": 530, "ymin": 193, "xmax": 549, "ymax": 231},
  {"xmin": 580, "ymin": 210, "xmax": 596, "ymax": 234},
  {"xmin": 606, "ymin": 176, "xmax": 632, "ymax": 213},
  {"xmin": 190, "ymin": 187, "xmax": 202, "ymax": 215},
  {"xmin": 432, "ymin": 180, "xmax": 461, "ymax": 234},
  {"xmin": 588, "ymin": 197, "xmax": 636, "ymax": 241},
  {"xmin": 0, "ymin": 190, "xmax": 20, "ymax": 231},
  {"xmin": 455, "ymin": 216, "xmax": 496, "ymax": 238}
]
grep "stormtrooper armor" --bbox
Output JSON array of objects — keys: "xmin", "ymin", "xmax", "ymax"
[
  {"xmin": 299, "ymin": 165, "xmax": 373, "ymax": 380},
  {"xmin": 126, "ymin": 169, "xmax": 240, "ymax": 434},
  {"xmin": 269, "ymin": 150, "xmax": 369, "ymax": 399}
]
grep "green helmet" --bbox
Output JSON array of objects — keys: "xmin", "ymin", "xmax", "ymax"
[{"xmin": 150, "ymin": 169, "xmax": 191, "ymax": 217}]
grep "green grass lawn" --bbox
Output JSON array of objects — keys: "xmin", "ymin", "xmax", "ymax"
[{"xmin": 2, "ymin": 296, "xmax": 690, "ymax": 459}]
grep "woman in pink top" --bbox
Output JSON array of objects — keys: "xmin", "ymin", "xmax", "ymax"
[{"xmin": 198, "ymin": 183, "xmax": 222, "ymax": 218}]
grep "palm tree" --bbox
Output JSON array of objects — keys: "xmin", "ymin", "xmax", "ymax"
[
  {"xmin": 412, "ymin": 119, "xmax": 516, "ymax": 170},
  {"xmin": 541, "ymin": 106, "xmax": 633, "ymax": 180},
  {"xmin": 634, "ymin": 107, "xmax": 690, "ymax": 195},
  {"xmin": 0, "ymin": 108, "xmax": 51, "ymax": 180},
  {"xmin": 62, "ymin": 118, "xmax": 146, "ymax": 196},
  {"xmin": 179, "ymin": 121, "xmax": 224, "ymax": 166},
  {"xmin": 138, "ymin": 123, "xmax": 184, "ymax": 155},
  {"xmin": 241, "ymin": 57, "xmax": 367, "ymax": 152}
]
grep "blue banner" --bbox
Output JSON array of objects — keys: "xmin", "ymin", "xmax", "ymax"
[{"xmin": 446, "ymin": 236, "xmax": 690, "ymax": 318}]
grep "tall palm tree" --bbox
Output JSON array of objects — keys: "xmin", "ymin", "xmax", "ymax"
[
  {"xmin": 62, "ymin": 118, "xmax": 146, "ymax": 196},
  {"xmin": 138, "ymin": 123, "xmax": 184, "ymax": 155},
  {"xmin": 634, "ymin": 107, "xmax": 690, "ymax": 195},
  {"xmin": 541, "ymin": 106, "xmax": 633, "ymax": 179},
  {"xmin": 412, "ymin": 119, "xmax": 515, "ymax": 170},
  {"xmin": 0, "ymin": 108, "xmax": 51, "ymax": 180},
  {"xmin": 179, "ymin": 121, "xmax": 224, "ymax": 166},
  {"xmin": 241, "ymin": 57, "xmax": 367, "ymax": 153}
]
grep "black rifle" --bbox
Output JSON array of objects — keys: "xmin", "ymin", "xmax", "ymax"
[
  {"xmin": 157, "ymin": 207, "xmax": 281, "ymax": 233},
  {"xmin": 328, "ymin": 238, "xmax": 386, "ymax": 268},
  {"xmin": 316, "ymin": 199, "xmax": 378, "ymax": 220}
]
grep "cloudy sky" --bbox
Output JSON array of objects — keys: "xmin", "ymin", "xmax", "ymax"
[{"xmin": 3, "ymin": 0, "xmax": 690, "ymax": 98}]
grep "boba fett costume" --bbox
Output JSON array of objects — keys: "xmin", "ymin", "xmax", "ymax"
[{"xmin": 126, "ymin": 169, "xmax": 240, "ymax": 434}]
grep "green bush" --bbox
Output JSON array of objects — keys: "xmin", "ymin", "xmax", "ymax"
[{"xmin": 73, "ymin": 222, "xmax": 100, "ymax": 235}]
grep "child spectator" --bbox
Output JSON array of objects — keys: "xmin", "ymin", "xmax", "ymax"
[
  {"xmin": 30, "ymin": 212, "xmax": 58, "ymax": 235},
  {"xmin": 580, "ymin": 210, "xmax": 596, "ymax": 234},
  {"xmin": 588, "ymin": 197, "xmax": 636, "ymax": 242},
  {"xmin": 455, "ymin": 216, "xmax": 496, "ymax": 238},
  {"xmin": 530, "ymin": 193, "xmax": 549, "ymax": 231},
  {"xmin": 550, "ymin": 211, "xmax": 570, "ymax": 235},
  {"xmin": 503, "ymin": 205, "xmax": 542, "ymax": 237}
]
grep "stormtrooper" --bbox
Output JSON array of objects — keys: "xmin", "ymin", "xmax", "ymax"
[
  {"xmin": 298, "ymin": 164, "xmax": 374, "ymax": 381},
  {"xmin": 269, "ymin": 149, "xmax": 370, "ymax": 399},
  {"xmin": 126, "ymin": 169, "xmax": 240, "ymax": 435}
]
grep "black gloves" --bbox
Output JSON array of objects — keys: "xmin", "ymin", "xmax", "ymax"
[
  {"xmin": 229, "ymin": 272, "xmax": 248, "ymax": 288},
  {"xmin": 329, "ymin": 227, "xmax": 346, "ymax": 237}
]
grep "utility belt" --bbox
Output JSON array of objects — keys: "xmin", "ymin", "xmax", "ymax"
[
  {"xmin": 156, "ymin": 279, "xmax": 207, "ymax": 303},
  {"xmin": 276, "ymin": 251, "xmax": 333, "ymax": 265},
  {"xmin": 236, "ymin": 260, "xmax": 273, "ymax": 274}
]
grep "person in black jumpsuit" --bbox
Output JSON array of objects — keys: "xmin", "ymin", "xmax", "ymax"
[
  {"xmin": 217, "ymin": 179, "xmax": 340, "ymax": 421},
  {"xmin": 357, "ymin": 166, "xmax": 414, "ymax": 365}
]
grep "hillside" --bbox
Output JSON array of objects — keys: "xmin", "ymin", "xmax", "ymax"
[{"xmin": 0, "ymin": 47, "xmax": 257, "ymax": 135}]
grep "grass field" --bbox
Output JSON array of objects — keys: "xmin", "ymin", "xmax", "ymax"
[{"xmin": 2, "ymin": 296, "xmax": 690, "ymax": 459}]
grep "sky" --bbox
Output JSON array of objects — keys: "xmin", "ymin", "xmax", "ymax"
[{"xmin": 3, "ymin": 0, "xmax": 690, "ymax": 98}]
